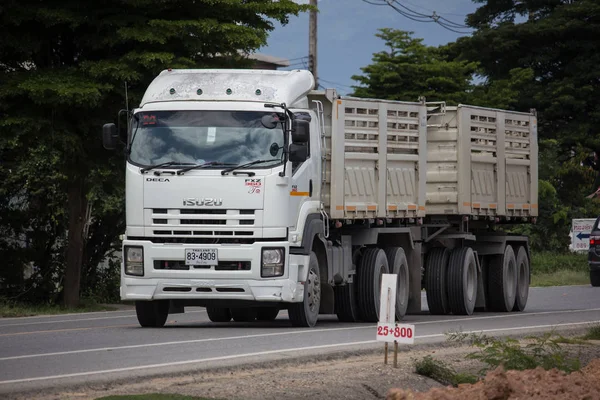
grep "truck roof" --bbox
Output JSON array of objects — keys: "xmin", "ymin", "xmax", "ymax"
[{"xmin": 139, "ymin": 69, "xmax": 316, "ymax": 108}]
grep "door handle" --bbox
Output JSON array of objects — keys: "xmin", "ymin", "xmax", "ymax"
[{"xmin": 309, "ymin": 179, "xmax": 313, "ymax": 197}]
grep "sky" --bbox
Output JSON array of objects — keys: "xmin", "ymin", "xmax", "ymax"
[{"xmin": 260, "ymin": 0, "xmax": 479, "ymax": 95}]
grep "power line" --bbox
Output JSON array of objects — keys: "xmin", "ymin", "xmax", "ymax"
[{"xmin": 360, "ymin": 0, "xmax": 472, "ymax": 34}]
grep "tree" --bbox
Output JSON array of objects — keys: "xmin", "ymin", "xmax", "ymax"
[
  {"xmin": 459, "ymin": 0, "xmax": 600, "ymax": 150},
  {"xmin": 0, "ymin": 0, "xmax": 309, "ymax": 307},
  {"xmin": 350, "ymin": 28, "xmax": 478, "ymax": 103}
]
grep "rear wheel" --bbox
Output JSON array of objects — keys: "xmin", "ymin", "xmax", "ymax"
[
  {"xmin": 206, "ymin": 307, "xmax": 231, "ymax": 322},
  {"xmin": 289, "ymin": 251, "xmax": 321, "ymax": 327},
  {"xmin": 335, "ymin": 280, "xmax": 359, "ymax": 322},
  {"xmin": 591, "ymin": 271, "xmax": 600, "ymax": 287},
  {"xmin": 447, "ymin": 247, "xmax": 478, "ymax": 316},
  {"xmin": 357, "ymin": 248, "xmax": 390, "ymax": 322},
  {"xmin": 135, "ymin": 300, "xmax": 169, "ymax": 327},
  {"xmin": 488, "ymin": 245, "xmax": 518, "ymax": 312},
  {"xmin": 384, "ymin": 247, "xmax": 409, "ymax": 321},
  {"xmin": 230, "ymin": 308, "xmax": 257, "ymax": 322},
  {"xmin": 512, "ymin": 246, "xmax": 530, "ymax": 311},
  {"xmin": 256, "ymin": 307, "xmax": 280, "ymax": 321},
  {"xmin": 425, "ymin": 247, "xmax": 451, "ymax": 315}
]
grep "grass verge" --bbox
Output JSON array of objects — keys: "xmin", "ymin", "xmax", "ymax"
[
  {"xmin": 530, "ymin": 251, "xmax": 589, "ymax": 287},
  {"xmin": 0, "ymin": 298, "xmax": 117, "ymax": 318},
  {"xmin": 96, "ymin": 395, "xmax": 215, "ymax": 400},
  {"xmin": 583, "ymin": 325, "xmax": 600, "ymax": 340}
]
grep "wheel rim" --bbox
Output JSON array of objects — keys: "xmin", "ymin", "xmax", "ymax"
[
  {"xmin": 507, "ymin": 258, "xmax": 516, "ymax": 300},
  {"xmin": 518, "ymin": 260, "xmax": 527, "ymax": 297},
  {"xmin": 466, "ymin": 261, "xmax": 476, "ymax": 302},
  {"xmin": 307, "ymin": 268, "xmax": 320, "ymax": 313},
  {"xmin": 397, "ymin": 263, "xmax": 408, "ymax": 305}
]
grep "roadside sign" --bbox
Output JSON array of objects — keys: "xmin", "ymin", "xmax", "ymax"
[
  {"xmin": 571, "ymin": 219, "xmax": 596, "ymax": 252},
  {"xmin": 378, "ymin": 273, "xmax": 396, "ymax": 324},
  {"xmin": 376, "ymin": 273, "xmax": 415, "ymax": 345}
]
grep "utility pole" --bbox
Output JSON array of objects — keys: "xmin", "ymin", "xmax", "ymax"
[{"xmin": 309, "ymin": 0, "xmax": 318, "ymax": 89}]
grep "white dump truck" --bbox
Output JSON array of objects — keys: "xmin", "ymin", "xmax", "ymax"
[{"xmin": 102, "ymin": 69, "xmax": 538, "ymax": 328}]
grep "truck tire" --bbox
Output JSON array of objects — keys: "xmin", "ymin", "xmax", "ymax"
[
  {"xmin": 335, "ymin": 281, "xmax": 359, "ymax": 322},
  {"xmin": 384, "ymin": 247, "xmax": 409, "ymax": 321},
  {"xmin": 512, "ymin": 246, "xmax": 530, "ymax": 312},
  {"xmin": 357, "ymin": 248, "xmax": 390, "ymax": 322},
  {"xmin": 206, "ymin": 307, "xmax": 232, "ymax": 322},
  {"xmin": 289, "ymin": 251, "xmax": 321, "ymax": 327},
  {"xmin": 425, "ymin": 247, "xmax": 451, "ymax": 315},
  {"xmin": 230, "ymin": 308, "xmax": 257, "ymax": 322},
  {"xmin": 447, "ymin": 247, "xmax": 477, "ymax": 316},
  {"xmin": 488, "ymin": 245, "xmax": 518, "ymax": 312},
  {"xmin": 135, "ymin": 300, "xmax": 169, "ymax": 327},
  {"xmin": 591, "ymin": 271, "xmax": 600, "ymax": 287},
  {"xmin": 256, "ymin": 307, "xmax": 279, "ymax": 321}
]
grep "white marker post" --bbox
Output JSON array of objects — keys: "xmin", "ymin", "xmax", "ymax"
[{"xmin": 376, "ymin": 273, "xmax": 415, "ymax": 367}]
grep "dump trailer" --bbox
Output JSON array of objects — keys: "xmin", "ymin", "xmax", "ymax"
[{"xmin": 102, "ymin": 69, "xmax": 538, "ymax": 328}]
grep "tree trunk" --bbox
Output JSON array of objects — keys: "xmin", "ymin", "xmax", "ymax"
[{"xmin": 63, "ymin": 178, "xmax": 88, "ymax": 308}]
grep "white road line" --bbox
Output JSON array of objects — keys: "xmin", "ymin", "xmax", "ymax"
[
  {"xmin": 2, "ymin": 308, "xmax": 599, "ymax": 361},
  {"xmin": 2, "ymin": 320, "xmax": 599, "ymax": 386},
  {"xmin": 0, "ymin": 326, "xmax": 372, "ymax": 361},
  {"xmin": 0, "ymin": 310, "xmax": 206, "ymax": 328},
  {"xmin": 0, "ymin": 309, "xmax": 136, "ymax": 321},
  {"xmin": 415, "ymin": 307, "xmax": 600, "ymax": 325}
]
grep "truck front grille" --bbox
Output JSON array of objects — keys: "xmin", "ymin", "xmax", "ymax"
[{"xmin": 154, "ymin": 260, "xmax": 251, "ymax": 271}]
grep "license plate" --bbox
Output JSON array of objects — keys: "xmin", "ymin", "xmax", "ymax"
[{"xmin": 185, "ymin": 248, "xmax": 218, "ymax": 266}]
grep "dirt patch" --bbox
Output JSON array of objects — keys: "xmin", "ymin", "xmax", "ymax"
[{"xmin": 387, "ymin": 358, "xmax": 600, "ymax": 400}]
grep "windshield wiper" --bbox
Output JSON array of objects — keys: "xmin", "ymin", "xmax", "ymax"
[
  {"xmin": 176, "ymin": 161, "xmax": 236, "ymax": 175},
  {"xmin": 221, "ymin": 159, "xmax": 281, "ymax": 176},
  {"xmin": 140, "ymin": 161, "xmax": 194, "ymax": 174}
]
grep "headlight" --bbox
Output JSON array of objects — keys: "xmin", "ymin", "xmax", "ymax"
[
  {"xmin": 261, "ymin": 248, "xmax": 285, "ymax": 277},
  {"xmin": 125, "ymin": 246, "xmax": 144, "ymax": 276}
]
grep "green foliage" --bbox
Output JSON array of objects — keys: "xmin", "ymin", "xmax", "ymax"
[
  {"xmin": 530, "ymin": 252, "xmax": 587, "ymax": 275},
  {"xmin": 351, "ymin": 29, "xmax": 478, "ymax": 103},
  {"xmin": 0, "ymin": 0, "xmax": 309, "ymax": 306},
  {"xmin": 447, "ymin": 332, "xmax": 582, "ymax": 375},
  {"xmin": 583, "ymin": 325, "xmax": 600, "ymax": 340},
  {"xmin": 413, "ymin": 355, "xmax": 478, "ymax": 387},
  {"xmin": 0, "ymin": 298, "xmax": 116, "ymax": 318}
]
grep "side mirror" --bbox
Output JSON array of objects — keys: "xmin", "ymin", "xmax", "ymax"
[
  {"xmin": 291, "ymin": 119, "xmax": 309, "ymax": 143},
  {"xmin": 103, "ymin": 123, "xmax": 118, "ymax": 150},
  {"xmin": 289, "ymin": 143, "xmax": 308, "ymax": 163}
]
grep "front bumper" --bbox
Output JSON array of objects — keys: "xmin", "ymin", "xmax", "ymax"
[{"xmin": 120, "ymin": 239, "xmax": 309, "ymax": 303}]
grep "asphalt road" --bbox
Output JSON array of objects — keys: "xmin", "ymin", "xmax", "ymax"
[{"xmin": 0, "ymin": 285, "xmax": 599, "ymax": 395}]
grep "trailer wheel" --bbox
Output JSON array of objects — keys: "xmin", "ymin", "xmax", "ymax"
[
  {"xmin": 289, "ymin": 251, "xmax": 321, "ymax": 327},
  {"xmin": 425, "ymin": 247, "xmax": 451, "ymax": 315},
  {"xmin": 512, "ymin": 246, "xmax": 530, "ymax": 312},
  {"xmin": 334, "ymin": 281, "xmax": 359, "ymax": 322},
  {"xmin": 357, "ymin": 248, "xmax": 390, "ymax": 322},
  {"xmin": 447, "ymin": 247, "xmax": 478, "ymax": 316},
  {"xmin": 488, "ymin": 245, "xmax": 518, "ymax": 312},
  {"xmin": 384, "ymin": 247, "xmax": 409, "ymax": 321},
  {"xmin": 206, "ymin": 307, "xmax": 232, "ymax": 322},
  {"xmin": 135, "ymin": 300, "xmax": 169, "ymax": 327},
  {"xmin": 256, "ymin": 307, "xmax": 280, "ymax": 321},
  {"xmin": 230, "ymin": 308, "xmax": 257, "ymax": 322}
]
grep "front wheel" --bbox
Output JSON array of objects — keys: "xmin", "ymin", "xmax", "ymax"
[
  {"xmin": 289, "ymin": 251, "xmax": 321, "ymax": 327},
  {"xmin": 206, "ymin": 307, "xmax": 232, "ymax": 322},
  {"xmin": 135, "ymin": 300, "xmax": 169, "ymax": 327}
]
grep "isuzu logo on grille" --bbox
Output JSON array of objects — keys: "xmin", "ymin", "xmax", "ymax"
[{"xmin": 183, "ymin": 198, "xmax": 223, "ymax": 206}]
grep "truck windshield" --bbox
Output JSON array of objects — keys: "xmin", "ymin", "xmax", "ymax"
[{"xmin": 129, "ymin": 110, "xmax": 285, "ymax": 168}]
